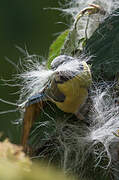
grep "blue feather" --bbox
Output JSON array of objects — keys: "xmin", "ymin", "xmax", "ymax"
[{"xmin": 25, "ymin": 93, "xmax": 46, "ymax": 107}]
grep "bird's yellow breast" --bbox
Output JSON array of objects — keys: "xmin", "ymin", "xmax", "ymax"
[{"xmin": 55, "ymin": 61, "xmax": 92, "ymax": 113}]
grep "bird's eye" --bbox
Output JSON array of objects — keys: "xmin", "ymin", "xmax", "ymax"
[{"xmin": 78, "ymin": 64, "xmax": 84, "ymax": 70}]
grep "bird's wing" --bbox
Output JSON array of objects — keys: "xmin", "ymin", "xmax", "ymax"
[
  {"xmin": 21, "ymin": 79, "xmax": 65, "ymax": 152},
  {"xmin": 25, "ymin": 93, "xmax": 47, "ymax": 107},
  {"xmin": 21, "ymin": 94, "xmax": 46, "ymax": 153},
  {"xmin": 26, "ymin": 78, "xmax": 65, "ymax": 106}
]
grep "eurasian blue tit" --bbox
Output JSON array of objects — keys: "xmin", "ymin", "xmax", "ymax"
[{"xmin": 22, "ymin": 55, "xmax": 92, "ymax": 150}]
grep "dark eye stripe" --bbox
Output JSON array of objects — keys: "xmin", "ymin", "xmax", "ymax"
[
  {"xmin": 54, "ymin": 63, "xmax": 84, "ymax": 84},
  {"xmin": 60, "ymin": 75, "xmax": 70, "ymax": 81},
  {"xmin": 78, "ymin": 64, "xmax": 84, "ymax": 71}
]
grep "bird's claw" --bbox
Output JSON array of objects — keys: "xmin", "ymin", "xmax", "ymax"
[
  {"xmin": 86, "ymin": 4, "xmax": 106, "ymax": 15},
  {"xmin": 75, "ymin": 4, "xmax": 106, "ymax": 29}
]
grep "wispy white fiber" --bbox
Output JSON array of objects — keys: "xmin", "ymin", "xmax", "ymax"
[
  {"xmin": 59, "ymin": 0, "xmax": 119, "ymax": 41},
  {"xmin": 50, "ymin": 84, "xmax": 119, "ymax": 178},
  {"xmin": 61, "ymin": 0, "xmax": 119, "ymax": 17},
  {"xmin": 1, "ymin": 0, "xmax": 119, "ymax": 178},
  {"xmin": 18, "ymin": 54, "xmax": 90, "ymax": 107},
  {"xmin": 17, "ymin": 57, "xmax": 54, "ymax": 106},
  {"xmin": 87, "ymin": 84, "xmax": 119, "ymax": 169}
]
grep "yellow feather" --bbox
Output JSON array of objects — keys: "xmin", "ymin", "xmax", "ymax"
[{"xmin": 55, "ymin": 61, "xmax": 92, "ymax": 114}]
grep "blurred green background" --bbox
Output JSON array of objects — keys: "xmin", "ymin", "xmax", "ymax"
[{"xmin": 0, "ymin": 0, "xmax": 67, "ymax": 144}]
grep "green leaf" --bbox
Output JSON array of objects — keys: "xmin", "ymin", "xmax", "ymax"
[
  {"xmin": 84, "ymin": 8, "xmax": 119, "ymax": 80},
  {"xmin": 47, "ymin": 29, "xmax": 69, "ymax": 69}
]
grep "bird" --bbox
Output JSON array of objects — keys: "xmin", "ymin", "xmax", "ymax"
[{"xmin": 21, "ymin": 55, "xmax": 92, "ymax": 152}]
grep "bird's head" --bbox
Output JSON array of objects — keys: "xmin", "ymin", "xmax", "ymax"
[{"xmin": 54, "ymin": 71, "xmax": 73, "ymax": 84}]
